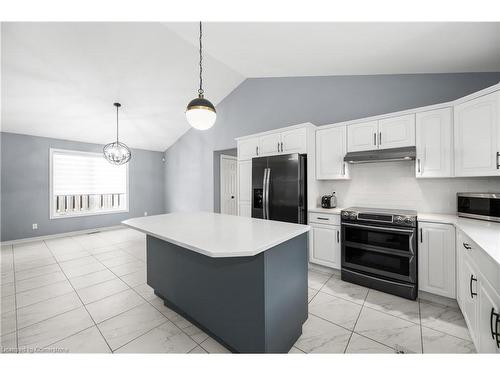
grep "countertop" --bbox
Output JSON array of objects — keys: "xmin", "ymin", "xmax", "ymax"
[
  {"xmin": 418, "ymin": 212, "xmax": 500, "ymax": 266},
  {"xmin": 123, "ymin": 212, "xmax": 310, "ymax": 258}
]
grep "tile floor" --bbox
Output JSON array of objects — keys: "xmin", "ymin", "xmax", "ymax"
[{"xmin": 0, "ymin": 228, "xmax": 475, "ymax": 354}]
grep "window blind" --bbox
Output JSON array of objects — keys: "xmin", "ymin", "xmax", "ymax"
[{"xmin": 52, "ymin": 150, "xmax": 127, "ymax": 196}]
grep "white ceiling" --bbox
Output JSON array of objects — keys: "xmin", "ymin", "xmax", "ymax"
[
  {"xmin": 1, "ymin": 23, "xmax": 244, "ymax": 151},
  {"xmin": 2, "ymin": 22, "xmax": 499, "ymax": 151},
  {"xmin": 167, "ymin": 22, "xmax": 500, "ymax": 77}
]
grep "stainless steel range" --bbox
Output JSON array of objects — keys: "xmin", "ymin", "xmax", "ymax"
[{"xmin": 340, "ymin": 207, "xmax": 418, "ymax": 300}]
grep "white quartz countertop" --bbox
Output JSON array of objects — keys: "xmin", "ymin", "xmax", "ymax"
[
  {"xmin": 418, "ymin": 212, "xmax": 500, "ymax": 266},
  {"xmin": 122, "ymin": 212, "xmax": 310, "ymax": 258}
]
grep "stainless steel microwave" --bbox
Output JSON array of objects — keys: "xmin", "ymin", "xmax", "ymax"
[{"xmin": 457, "ymin": 193, "xmax": 500, "ymax": 223}]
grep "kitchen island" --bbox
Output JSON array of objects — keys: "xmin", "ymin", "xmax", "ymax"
[{"xmin": 122, "ymin": 212, "xmax": 310, "ymax": 353}]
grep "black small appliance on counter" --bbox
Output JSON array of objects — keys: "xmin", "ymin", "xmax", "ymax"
[{"xmin": 321, "ymin": 192, "xmax": 337, "ymax": 209}]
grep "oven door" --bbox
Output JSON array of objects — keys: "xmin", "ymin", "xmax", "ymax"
[{"xmin": 341, "ymin": 222, "xmax": 417, "ymax": 283}]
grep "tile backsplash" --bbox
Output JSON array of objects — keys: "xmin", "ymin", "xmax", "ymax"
[{"xmin": 317, "ymin": 161, "xmax": 500, "ymax": 213}]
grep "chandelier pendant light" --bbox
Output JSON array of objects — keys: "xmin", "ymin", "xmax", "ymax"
[
  {"xmin": 103, "ymin": 102, "xmax": 131, "ymax": 165},
  {"xmin": 186, "ymin": 21, "xmax": 217, "ymax": 130}
]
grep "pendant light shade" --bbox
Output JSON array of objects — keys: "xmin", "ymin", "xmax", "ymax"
[
  {"xmin": 186, "ymin": 22, "xmax": 216, "ymax": 130},
  {"xmin": 186, "ymin": 95, "xmax": 216, "ymax": 130},
  {"xmin": 103, "ymin": 103, "xmax": 131, "ymax": 165}
]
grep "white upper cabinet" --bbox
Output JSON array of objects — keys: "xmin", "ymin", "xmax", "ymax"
[
  {"xmin": 259, "ymin": 132, "xmax": 282, "ymax": 155},
  {"xmin": 238, "ymin": 138, "xmax": 259, "ymax": 160},
  {"xmin": 347, "ymin": 115, "xmax": 415, "ymax": 152},
  {"xmin": 415, "ymin": 108, "xmax": 453, "ymax": 178},
  {"xmin": 377, "ymin": 114, "xmax": 416, "ymax": 150},
  {"xmin": 316, "ymin": 126, "xmax": 349, "ymax": 180},
  {"xmin": 454, "ymin": 91, "xmax": 500, "ymax": 177},
  {"xmin": 347, "ymin": 121, "xmax": 378, "ymax": 152},
  {"xmin": 281, "ymin": 128, "xmax": 307, "ymax": 154},
  {"xmin": 418, "ymin": 222, "xmax": 456, "ymax": 299}
]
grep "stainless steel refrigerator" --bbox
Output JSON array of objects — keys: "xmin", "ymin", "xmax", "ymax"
[{"xmin": 251, "ymin": 153, "xmax": 307, "ymax": 224}]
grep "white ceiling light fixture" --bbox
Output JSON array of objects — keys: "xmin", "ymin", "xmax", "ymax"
[
  {"xmin": 185, "ymin": 22, "xmax": 216, "ymax": 130},
  {"xmin": 103, "ymin": 102, "xmax": 132, "ymax": 165}
]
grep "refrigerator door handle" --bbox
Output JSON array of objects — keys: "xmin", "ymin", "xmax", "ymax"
[
  {"xmin": 264, "ymin": 168, "xmax": 271, "ymax": 220},
  {"xmin": 262, "ymin": 168, "xmax": 268, "ymax": 219}
]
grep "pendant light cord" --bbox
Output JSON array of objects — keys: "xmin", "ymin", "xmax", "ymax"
[
  {"xmin": 198, "ymin": 21, "xmax": 203, "ymax": 96},
  {"xmin": 116, "ymin": 104, "xmax": 119, "ymax": 143}
]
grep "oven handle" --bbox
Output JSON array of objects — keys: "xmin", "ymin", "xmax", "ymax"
[{"xmin": 341, "ymin": 222, "xmax": 415, "ymax": 234}]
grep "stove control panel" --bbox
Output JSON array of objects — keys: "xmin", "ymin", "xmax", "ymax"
[{"xmin": 341, "ymin": 209, "xmax": 417, "ymax": 228}]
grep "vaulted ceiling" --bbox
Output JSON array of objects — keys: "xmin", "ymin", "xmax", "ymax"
[{"xmin": 2, "ymin": 22, "xmax": 499, "ymax": 151}]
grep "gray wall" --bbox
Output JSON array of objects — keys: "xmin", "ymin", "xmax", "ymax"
[
  {"xmin": 1, "ymin": 132, "xmax": 166, "ymax": 241},
  {"xmin": 213, "ymin": 148, "xmax": 237, "ymax": 213},
  {"xmin": 164, "ymin": 72, "xmax": 500, "ymax": 213}
]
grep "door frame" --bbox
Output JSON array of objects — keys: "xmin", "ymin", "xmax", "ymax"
[{"xmin": 220, "ymin": 154, "xmax": 238, "ymax": 215}]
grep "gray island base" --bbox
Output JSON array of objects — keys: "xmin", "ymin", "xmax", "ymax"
[{"xmin": 146, "ymin": 233, "xmax": 308, "ymax": 353}]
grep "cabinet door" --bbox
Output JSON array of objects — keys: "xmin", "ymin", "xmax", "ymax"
[
  {"xmin": 281, "ymin": 128, "xmax": 307, "ymax": 154},
  {"xmin": 415, "ymin": 108, "xmax": 453, "ymax": 178},
  {"xmin": 238, "ymin": 138, "xmax": 259, "ymax": 160},
  {"xmin": 309, "ymin": 223, "xmax": 340, "ymax": 269},
  {"xmin": 460, "ymin": 257, "xmax": 479, "ymax": 346},
  {"xmin": 259, "ymin": 133, "xmax": 282, "ymax": 156},
  {"xmin": 347, "ymin": 121, "xmax": 378, "ymax": 152},
  {"xmin": 238, "ymin": 202, "xmax": 251, "ymax": 217},
  {"xmin": 237, "ymin": 160, "xmax": 252, "ymax": 206},
  {"xmin": 478, "ymin": 280, "xmax": 500, "ymax": 353},
  {"xmin": 378, "ymin": 114, "xmax": 416, "ymax": 150},
  {"xmin": 316, "ymin": 126, "xmax": 348, "ymax": 180},
  {"xmin": 418, "ymin": 223, "xmax": 456, "ymax": 298},
  {"xmin": 454, "ymin": 92, "xmax": 500, "ymax": 177}
]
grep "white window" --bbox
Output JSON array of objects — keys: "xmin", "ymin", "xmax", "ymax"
[{"xmin": 50, "ymin": 148, "xmax": 129, "ymax": 219}]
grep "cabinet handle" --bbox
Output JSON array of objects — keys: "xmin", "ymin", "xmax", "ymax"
[
  {"xmin": 379, "ymin": 132, "xmax": 382, "ymax": 145},
  {"xmin": 417, "ymin": 159, "xmax": 421, "ymax": 174},
  {"xmin": 496, "ymin": 152, "xmax": 500, "ymax": 169},
  {"xmin": 490, "ymin": 308, "xmax": 500, "ymax": 348},
  {"xmin": 463, "ymin": 242, "xmax": 472, "ymax": 250},
  {"xmin": 256, "ymin": 146, "xmax": 259, "ymax": 156},
  {"xmin": 373, "ymin": 133, "xmax": 377, "ymax": 146},
  {"xmin": 470, "ymin": 275, "xmax": 477, "ymax": 299},
  {"xmin": 419, "ymin": 228, "xmax": 423, "ymax": 243},
  {"xmin": 277, "ymin": 142, "xmax": 280, "ymax": 152},
  {"xmin": 342, "ymin": 162, "xmax": 346, "ymax": 176},
  {"xmin": 337, "ymin": 230, "xmax": 340, "ymax": 243},
  {"xmin": 316, "ymin": 217, "xmax": 329, "ymax": 221}
]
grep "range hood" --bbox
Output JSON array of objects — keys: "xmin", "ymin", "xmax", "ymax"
[{"xmin": 344, "ymin": 146, "xmax": 416, "ymax": 164}]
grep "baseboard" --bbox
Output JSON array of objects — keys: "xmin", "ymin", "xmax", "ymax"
[
  {"xmin": 418, "ymin": 290, "xmax": 459, "ymax": 309},
  {"xmin": 1, "ymin": 225, "xmax": 125, "ymax": 246}
]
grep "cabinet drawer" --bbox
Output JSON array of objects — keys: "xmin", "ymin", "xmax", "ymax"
[{"xmin": 308, "ymin": 212, "xmax": 340, "ymax": 225}]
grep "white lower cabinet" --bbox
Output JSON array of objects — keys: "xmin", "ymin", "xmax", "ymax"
[
  {"xmin": 308, "ymin": 215, "xmax": 341, "ymax": 269},
  {"xmin": 418, "ymin": 222, "xmax": 456, "ymax": 298},
  {"xmin": 456, "ymin": 229, "xmax": 500, "ymax": 353}
]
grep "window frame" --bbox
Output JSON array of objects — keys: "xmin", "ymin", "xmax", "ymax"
[{"xmin": 49, "ymin": 148, "xmax": 130, "ymax": 220}]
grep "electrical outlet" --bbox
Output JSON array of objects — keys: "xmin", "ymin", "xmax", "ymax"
[
  {"xmin": 144, "ymin": 212, "xmax": 148, "ymax": 216},
  {"xmin": 32, "ymin": 223, "xmax": 38, "ymax": 230}
]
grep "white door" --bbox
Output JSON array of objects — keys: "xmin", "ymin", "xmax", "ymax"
[
  {"xmin": 478, "ymin": 280, "xmax": 500, "ymax": 353},
  {"xmin": 347, "ymin": 121, "xmax": 379, "ymax": 152},
  {"xmin": 416, "ymin": 108, "xmax": 453, "ymax": 178},
  {"xmin": 281, "ymin": 128, "xmax": 307, "ymax": 154},
  {"xmin": 309, "ymin": 223, "xmax": 341, "ymax": 269},
  {"xmin": 237, "ymin": 138, "xmax": 259, "ymax": 160},
  {"xmin": 454, "ymin": 91, "xmax": 500, "ymax": 177},
  {"xmin": 461, "ymin": 257, "xmax": 479, "ymax": 345},
  {"xmin": 378, "ymin": 114, "xmax": 416, "ymax": 150},
  {"xmin": 220, "ymin": 155, "xmax": 237, "ymax": 215},
  {"xmin": 259, "ymin": 133, "xmax": 282, "ymax": 155},
  {"xmin": 418, "ymin": 223, "xmax": 456, "ymax": 298},
  {"xmin": 316, "ymin": 126, "xmax": 348, "ymax": 180}
]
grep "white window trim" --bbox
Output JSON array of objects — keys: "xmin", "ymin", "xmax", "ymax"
[{"xmin": 49, "ymin": 148, "xmax": 130, "ymax": 220}]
